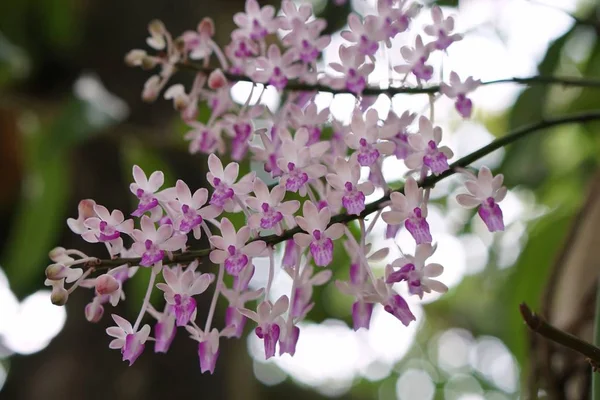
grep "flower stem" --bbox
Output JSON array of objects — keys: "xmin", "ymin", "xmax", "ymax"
[
  {"xmin": 365, "ymin": 209, "xmax": 383, "ymax": 236},
  {"xmin": 265, "ymin": 246, "xmax": 275, "ymax": 302},
  {"xmin": 345, "ymin": 224, "xmax": 377, "ymax": 286},
  {"xmin": 287, "ymin": 248, "xmax": 304, "ymax": 330},
  {"xmin": 133, "ymin": 268, "xmax": 157, "ymax": 332},
  {"xmin": 67, "ymin": 268, "xmax": 95, "ymax": 294},
  {"xmin": 204, "ymin": 263, "xmax": 224, "ymax": 333}
]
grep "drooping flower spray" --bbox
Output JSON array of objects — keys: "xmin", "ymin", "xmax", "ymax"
[{"xmin": 45, "ymin": 0, "xmax": 513, "ymax": 372}]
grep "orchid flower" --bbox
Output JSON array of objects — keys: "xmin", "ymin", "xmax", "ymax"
[
  {"xmin": 209, "ymin": 217, "xmax": 266, "ymax": 276},
  {"xmin": 294, "ymin": 201, "xmax": 344, "ymax": 267},
  {"xmin": 456, "ymin": 166, "xmax": 507, "ymax": 232}
]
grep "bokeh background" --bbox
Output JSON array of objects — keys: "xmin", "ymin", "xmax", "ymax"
[{"xmin": 1, "ymin": 0, "xmax": 600, "ymax": 399}]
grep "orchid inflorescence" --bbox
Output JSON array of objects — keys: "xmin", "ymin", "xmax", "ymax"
[{"xmin": 44, "ymin": 0, "xmax": 507, "ymax": 373}]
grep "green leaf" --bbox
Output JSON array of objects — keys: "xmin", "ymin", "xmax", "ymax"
[
  {"xmin": 500, "ymin": 27, "xmax": 575, "ymax": 188},
  {"xmin": 2, "ymin": 94, "xmax": 119, "ymax": 297},
  {"xmin": 568, "ymin": 34, "xmax": 600, "ymax": 113},
  {"xmin": 316, "ymin": 0, "xmax": 352, "ymax": 35},
  {"xmin": 499, "ymin": 210, "xmax": 574, "ymax": 365},
  {"xmin": 1, "ymin": 148, "xmax": 70, "ymax": 297},
  {"xmin": 39, "ymin": 0, "xmax": 81, "ymax": 50}
]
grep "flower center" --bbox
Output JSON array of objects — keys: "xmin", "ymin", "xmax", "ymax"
[
  {"xmin": 357, "ymin": 138, "xmax": 380, "ymax": 166},
  {"xmin": 140, "ymin": 239, "xmax": 164, "ymax": 267},
  {"xmin": 284, "ymin": 163, "xmax": 309, "ymax": 192},
  {"xmin": 179, "ymin": 204, "xmax": 203, "ymax": 233},
  {"xmin": 259, "ymin": 202, "xmax": 283, "ymax": 230},
  {"xmin": 225, "ymin": 245, "xmax": 249, "ymax": 276},
  {"xmin": 210, "ymin": 178, "xmax": 234, "ymax": 207}
]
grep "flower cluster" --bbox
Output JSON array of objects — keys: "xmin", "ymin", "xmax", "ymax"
[{"xmin": 45, "ymin": 0, "xmax": 507, "ymax": 374}]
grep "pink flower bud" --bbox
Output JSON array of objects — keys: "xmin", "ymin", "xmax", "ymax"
[
  {"xmin": 208, "ymin": 69, "xmax": 227, "ymax": 90},
  {"xmin": 48, "ymin": 247, "xmax": 67, "ymax": 262},
  {"xmin": 198, "ymin": 17, "xmax": 215, "ymax": 37},
  {"xmin": 148, "ymin": 19, "xmax": 166, "ymax": 37},
  {"xmin": 141, "ymin": 56, "xmax": 159, "ymax": 70},
  {"xmin": 85, "ymin": 301, "xmax": 105, "ymax": 323},
  {"xmin": 51, "ymin": 287, "xmax": 69, "ymax": 306},
  {"xmin": 142, "ymin": 75, "xmax": 161, "ymax": 102},
  {"xmin": 46, "ymin": 263, "xmax": 68, "ymax": 280},
  {"xmin": 95, "ymin": 274, "xmax": 120, "ymax": 295},
  {"xmin": 125, "ymin": 49, "xmax": 147, "ymax": 66}
]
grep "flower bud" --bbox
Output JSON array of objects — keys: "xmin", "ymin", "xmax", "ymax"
[
  {"xmin": 174, "ymin": 37, "xmax": 186, "ymax": 54},
  {"xmin": 171, "ymin": 95, "xmax": 189, "ymax": 111},
  {"xmin": 78, "ymin": 199, "xmax": 98, "ymax": 219},
  {"xmin": 48, "ymin": 247, "xmax": 67, "ymax": 262},
  {"xmin": 85, "ymin": 301, "xmax": 105, "ymax": 323},
  {"xmin": 164, "ymin": 84, "xmax": 189, "ymax": 111},
  {"xmin": 142, "ymin": 75, "xmax": 161, "ymax": 102},
  {"xmin": 46, "ymin": 263, "xmax": 68, "ymax": 280},
  {"xmin": 95, "ymin": 274, "xmax": 120, "ymax": 295},
  {"xmin": 208, "ymin": 69, "xmax": 227, "ymax": 90},
  {"xmin": 198, "ymin": 18, "xmax": 215, "ymax": 37},
  {"xmin": 141, "ymin": 56, "xmax": 159, "ymax": 70},
  {"xmin": 125, "ymin": 49, "xmax": 147, "ymax": 67},
  {"xmin": 51, "ymin": 287, "xmax": 69, "ymax": 306},
  {"xmin": 148, "ymin": 19, "xmax": 166, "ymax": 37}
]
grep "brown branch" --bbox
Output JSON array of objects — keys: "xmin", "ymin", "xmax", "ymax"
[
  {"xmin": 520, "ymin": 303, "xmax": 600, "ymax": 369},
  {"xmin": 178, "ymin": 61, "xmax": 600, "ymax": 96},
  {"xmin": 85, "ymin": 110, "xmax": 600, "ymax": 270}
]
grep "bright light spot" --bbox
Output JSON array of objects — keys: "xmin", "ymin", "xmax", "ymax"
[
  {"xmin": 436, "ymin": 329, "xmax": 473, "ymax": 373},
  {"xmin": 363, "ymin": 360, "xmax": 393, "ymax": 382},
  {"xmin": 249, "ymin": 307, "xmax": 422, "ymax": 393},
  {"xmin": 496, "ymin": 222, "xmax": 526, "ymax": 269},
  {"xmin": 230, "ymin": 82, "xmax": 280, "ymax": 111},
  {"xmin": 366, "ymin": 304, "xmax": 422, "ymax": 366},
  {"xmin": 444, "ymin": 374, "xmax": 484, "ymax": 400},
  {"xmin": 451, "ymin": 122, "xmax": 504, "ymax": 170},
  {"xmin": 427, "ymin": 204, "xmax": 451, "ymax": 236},
  {"xmin": 396, "ymin": 369, "xmax": 435, "ymax": 400},
  {"xmin": 329, "ymin": 94, "xmax": 356, "ymax": 123},
  {"xmin": 74, "ymin": 73, "xmax": 129, "ymax": 126},
  {"xmin": 3, "ymin": 290, "xmax": 67, "ymax": 355},
  {"xmin": 470, "ymin": 336, "xmax": 518, "ymax": 393},
  {"xmin": 391, "ymin": 94, "xmax": 431, "ymax": 117},
  {"xmin": 381, "ymin": 156, "xmax": 409, "ymax": 185},
  {"xmin": 499, "ymin": 191, "xmax": 526, "ymax": 226},
  {"xmin": 456, "ymin": 395, "xmax": 485, "ymax": 400},
  {"xmin": 426, "ymin": 233, "xmax": 466, "ymax": 293},
  {"xmin": 563, "ymin": 26, "xmax": 596, "ymax": 64},
  {"xmin": 313, "ymin": 92, "xmax": 334, "ymax": 113},
  {"xmin": 370, "ymin": 95, "xmax": 392, "ymax": 119},
  {"xmin": 459, "ymin": 235, "xmax": 489, "ymax": 275},
  {"xmin": 259, "ymin": 319, "xmax": 359, "ymax": 396},
  {"xmin": 253, "ymin": 360, "xmax": 287, "ymax": 386},
  {"xmin": 0, "ymin": 270, "xmax": 19, "ymax": 343}
]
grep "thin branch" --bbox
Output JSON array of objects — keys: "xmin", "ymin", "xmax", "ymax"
[
  {"xmin": 178, "ymin": 61, "xmax": 600, "ymax": 96},
  {"xmin": 520, "ymin": 303, "xmax": 600, "ymax": 368},
  {"xmin": 85, "ymin": 110, "xmax": 600, "ymax": 270}
]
